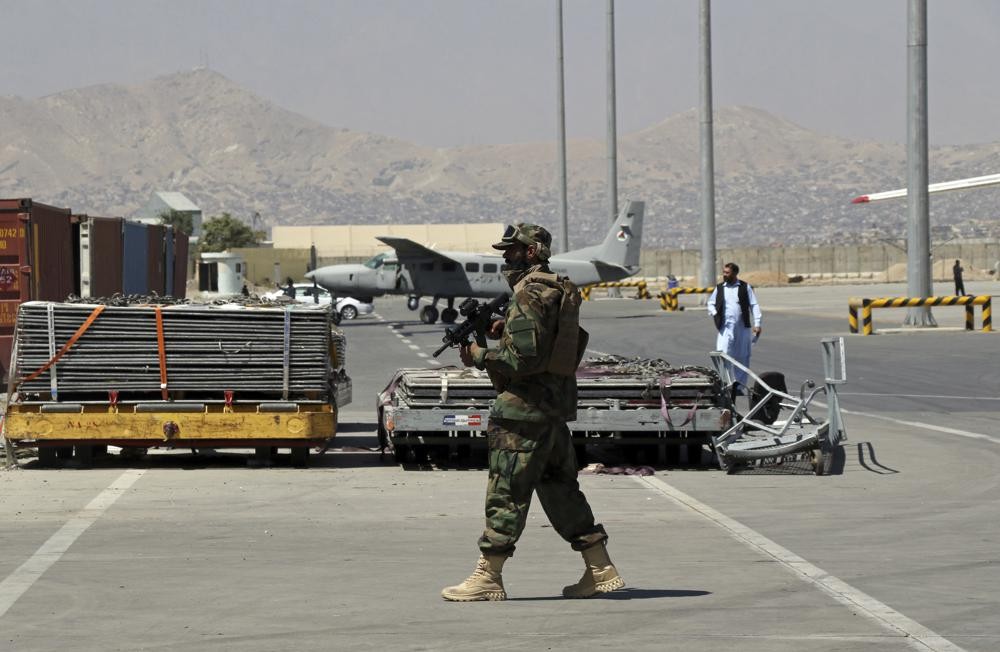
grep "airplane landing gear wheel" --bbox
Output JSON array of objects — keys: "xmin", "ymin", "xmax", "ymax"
[
  {"xmin": 441, "ymin": 308, "xmax": 458, "ymax": 324},
  {"xmin": 407, "ymin": 296, "xmax": 420, "ymax": 311},
  {"xmin": 420, "ymin": 305, "xmax": 439, "ymax": 324}
]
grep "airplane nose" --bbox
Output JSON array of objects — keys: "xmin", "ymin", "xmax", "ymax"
[{"xmin": 307, "ymin": 264, "xmax": 366, "ymax": 293}]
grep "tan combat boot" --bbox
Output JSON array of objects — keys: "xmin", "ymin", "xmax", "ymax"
[
  {"xmin": 441, "ymin": 554, "xmax": 508, "ymax": 601},
  {"xmin": 562, "ymin": 543, "xmax": 625, "ymax": 598}
]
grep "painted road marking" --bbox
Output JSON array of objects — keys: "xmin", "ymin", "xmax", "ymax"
[
  {"xmin": 840, "ymin": 392, "xmax": 1000, "ymax": 401},
  {"xmin": 635, "ymin": 475, "xmax": 965, "ymax": 652},
  {"xmin": 416, "ymin": 352, "xmax": 429, "ymax": 358},
  {"xmin": 842, "ymin": 408, "xmax": 1000, "ymax": 447},
  {"xmin": 0, "ymin": 469, "xmax": 146, "ymax": 619},
  {"xmin": 408, "ymin": 344, "xmax": 420, "ymax": 350}
]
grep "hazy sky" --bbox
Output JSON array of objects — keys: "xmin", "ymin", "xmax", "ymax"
[{"xmin": 2, "ymin": 0, "xmax": 999, "ymax": 147}]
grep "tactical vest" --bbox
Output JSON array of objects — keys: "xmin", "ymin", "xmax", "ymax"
[{"xmin": 513, "ymin": 270, "xmax": 589, "ymax": 376}]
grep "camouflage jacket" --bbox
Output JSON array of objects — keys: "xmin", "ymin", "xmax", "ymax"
[{"xmin": 473, "ymin": 264, "xmax": 579, "ymax": 422}]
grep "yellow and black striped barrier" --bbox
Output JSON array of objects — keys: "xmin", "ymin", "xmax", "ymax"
[
  {"xmin": 848, "ymin": 295, "xmax": 992, "ymax": 335},
  {"xmin": 581, "ymin": 280, "xmax": 650, "ymax": 301},
  {"xmin": 659, "ymin": 287, "xmax": 714, "ymax": 311}
]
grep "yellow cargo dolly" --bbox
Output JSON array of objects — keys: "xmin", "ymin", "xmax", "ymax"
[
  {"xmin": 1, "ymin": 300, "xmax": 351, "ymax": 468},
  {"xmin": 4, "ymin": 400, "xmax": 336, "ymax": 467}
]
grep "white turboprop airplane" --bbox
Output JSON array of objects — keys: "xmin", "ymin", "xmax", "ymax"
[
  {"xmin": 851, "ymin": 173, "xmax": 1000, "ymax": 203},
  {"xmin": 306, "ymin": 200, "xmax": 645, "ymax": 324}
]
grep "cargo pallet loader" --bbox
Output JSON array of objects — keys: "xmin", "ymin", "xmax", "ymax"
[
  {"xmin": 377, "ymin": 357, "xmax": 730, "ymax": 467},
  {"xmin": 377, "ymin": 340, "xmax": 846, "ymax": 474},
  {"xmin": 2, "ymin": 301, "xmax": 351, "ymax": 468}
]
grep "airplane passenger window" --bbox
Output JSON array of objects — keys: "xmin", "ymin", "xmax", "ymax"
[
  {"xmin": 443, "ymin": 262, "xmax": 457, "ymax": 272},
  {"xmin": 420, "ymin": 262, "xmax": 434, "ymax": 271},
  {"xmin": 483, "ymin": 263, "xmax": 498, "ymax": 273},
  {"xmin": 465, "ymin": 263, "xmax": 480, "ymax": 272}
]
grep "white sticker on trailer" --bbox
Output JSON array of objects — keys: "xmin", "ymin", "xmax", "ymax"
[{"xmin": 442, "ymin": 414, "xmax": 483, "ymax": 427}]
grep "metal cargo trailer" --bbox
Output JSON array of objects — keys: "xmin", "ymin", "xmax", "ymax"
[
  {"xmin": 173, "ymin": 232, "xmax": 189, "ymax": 299},
  {"xmin": 146, "ymin": 224, "xmax": 166, "ymax": 295},
  {"xmin": 4, "ymin": 301, "xmax": 352, "ymax": 468},
  {"xmin": 0, "ymin": 199, "xmax": 73, "ymax": 382},
  {"xmin": 78, "ymin": 216, "xmax": 124, "ymax": 298},
  {"xmin": 164, "ymin": 227, "xmax": 175, "ymax": 297},
  {"xmin": 122, "ymin": 222, "xmax": 148, "ymax": 295}
]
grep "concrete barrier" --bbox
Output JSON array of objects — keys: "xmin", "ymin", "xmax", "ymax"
[
  {"xmin": 848, "ymin": 295, "xmax": 992, "ymax": 335},
  {"xmin": 581, "ymin": 280, "xmax": 650, "ymax": 301},
  {"xmin": 659, "ymin": 287, "xmax": 714, "ymax": 311}
]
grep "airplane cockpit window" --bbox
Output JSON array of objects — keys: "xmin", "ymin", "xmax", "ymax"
[
  {"xmin": 363, "ymin": 253, "xmax": 387, "ymax": 269},
  {"xmin": 483, "ymin": 263, "xmax": 498, "ymax": 273},
  {"xmin": 443, "ymin": 262, "xmax": 457, "ymax": 272},
  {"xmin": 465, "ymin": 262, "xmax": 480, "ymax": 272}
]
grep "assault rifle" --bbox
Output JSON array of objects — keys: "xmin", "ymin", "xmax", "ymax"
[{"xmin": 432, "ymin": 293, "xmax": 510, "ymax": 357}]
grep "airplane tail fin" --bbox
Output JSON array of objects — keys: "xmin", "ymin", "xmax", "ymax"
[{"xmin": 558, "ymin": 200, "xmax": 644, "ymax": 270}]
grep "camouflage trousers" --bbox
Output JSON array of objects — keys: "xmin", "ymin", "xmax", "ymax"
[{"xmin": 478, "ymin": 417, "xmax": 608, "ymax": 555}]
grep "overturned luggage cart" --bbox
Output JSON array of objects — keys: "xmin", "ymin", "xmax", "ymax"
[
  {"xmin": 377, "ymin": 356, "xmax": 732, "ymax": 466},
  {"xmin": 709, "ymin": 337, "xmax": 847, "ymax": 475}
]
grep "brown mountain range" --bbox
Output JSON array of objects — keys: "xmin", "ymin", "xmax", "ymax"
[{"xmin": 2, "ymin": 68, "xmax": 998, "ymax": 249}]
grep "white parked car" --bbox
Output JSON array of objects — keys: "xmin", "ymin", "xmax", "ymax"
[{"xmin": 264, "ymin": 283, "xmax": 374, "ymax": 321}]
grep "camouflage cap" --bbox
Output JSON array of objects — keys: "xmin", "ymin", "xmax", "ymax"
[{"xmin": 492, "ymin": 223, "xmax": 553, "ymax": 258}]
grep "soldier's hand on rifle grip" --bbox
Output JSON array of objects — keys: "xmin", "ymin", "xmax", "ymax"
[
  {"xmin": 459, "ymin": 342, "xmax": 480, "ymax": 367},
  {"xmin": 487, "ymin": 319, "xmax": 505, "ymax": 339}
]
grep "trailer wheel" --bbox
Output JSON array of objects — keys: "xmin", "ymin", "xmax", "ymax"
[
  {"xmin": 812, "ymin": 443, "xmax": 831, "ymax": 476},
  {"xmin": 74, "ymin": 445, "xmax": 94, "ymax": 469},
  {"xmin": 37, "ymin": 447, "xmax": 58, "ymax": 468},
  {"xmin": 392, "ymin": 444, "xmax": 410, "ymax": 465},
  {"xmin": 290, "ymin": 446, "xmax": 310, "ymax": 468}
]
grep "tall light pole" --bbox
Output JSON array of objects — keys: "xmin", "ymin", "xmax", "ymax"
[
  {"xmin": 605, "ymin": 0, "xmax": 618, "ymax": 222},
  {"xmin": 699, "ymin": 0, "xmax": 717, "ymax": 290},
  {"xmin": 904, "ymin": 0, "xmax": 934, "ymax": 326},
  {"xmin": 556, "ymin": 0, "xmax": 569, "ymax": 253}
]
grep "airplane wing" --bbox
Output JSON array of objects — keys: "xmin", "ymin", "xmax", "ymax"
[
  {"xmin": 376, "ymin": 236, "xmax": 458, "ymax": 262},
  {"xmin": 592, "ymin": 260, "xmax": 633, "ymax": 275},
  {"xmin": 851, "ymin": 173, "xmax": 1000, "ymax": 203}
]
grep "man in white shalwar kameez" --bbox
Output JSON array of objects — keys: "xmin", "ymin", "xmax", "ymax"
[{"xmin": 706, "ymin": 263, "xmax": 762, "ymax": 393}]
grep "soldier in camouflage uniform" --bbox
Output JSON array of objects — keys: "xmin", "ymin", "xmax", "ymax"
[{"xmin": 441, "ymin": 223, "xmax": 624, "ymax": 602}]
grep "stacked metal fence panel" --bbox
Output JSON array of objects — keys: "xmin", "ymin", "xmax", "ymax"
[
  {"xmin": 13, "ymin": 301, "xmax": 333, "ymax": 402},
  {"xmin": 388, "ymin": 357, "xmax": 719, "ymax": 413}
]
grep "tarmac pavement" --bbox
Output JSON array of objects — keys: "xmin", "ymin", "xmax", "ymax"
[{"xmin": 1, "ymin": 282, "xmax": 998, "ymax": 651}]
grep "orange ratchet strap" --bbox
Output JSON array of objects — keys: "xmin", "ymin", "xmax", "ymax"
[
  {"xmin": 19, "ymin": 305, "xmax": 106, "ymax": 386},
  {"xmin": 155, "ymin": 306, "xmax": 168, "ymax": 400}
]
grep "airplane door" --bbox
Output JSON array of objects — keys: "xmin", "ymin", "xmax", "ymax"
[{"xmin": 377, "ymin": 259, "xmax": 402, "ymax": 292}]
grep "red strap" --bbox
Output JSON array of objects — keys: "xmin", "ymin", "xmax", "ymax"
[
  {"xmin": 19, "ymin": 305, "xmax": 105, "ymax": 386},
  {"xmin": 155, "ymin": 306, "xmax": 168, "ymax": 400}
]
